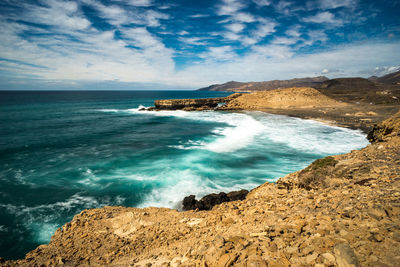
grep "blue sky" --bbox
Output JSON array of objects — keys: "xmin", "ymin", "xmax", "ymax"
[{"xmin": 0, "ymin": 0, "xmax": 399, "ymax": 90}]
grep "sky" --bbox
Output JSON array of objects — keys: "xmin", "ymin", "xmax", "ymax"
[{"xmin": 0, "ymin": 0, "xmax": 399, "ymax": 90}]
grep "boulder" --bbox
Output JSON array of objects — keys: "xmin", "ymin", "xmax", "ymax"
[
  {"xmin": 182, "ymin": 189, "xmax": 249, "ymax": 211},
  {"xmin": 182, "ymin": 195, "xmax": 197, "ymax": 211},
  {"xmin": 334, "ymin": 243, "xmax": 360, "ymax": 267}
]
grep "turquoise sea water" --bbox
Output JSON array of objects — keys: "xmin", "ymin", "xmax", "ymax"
[{"xmin": 0, "ymin": 91, "xmax": 369, "ymax": 259}]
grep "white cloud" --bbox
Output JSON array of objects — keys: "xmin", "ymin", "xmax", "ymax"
[
  {"xmin": 235, "ymin": 12, "xmax": 256, "ymax": 23},
  {"xmin": 272, "ymin": 36, "xmax": 299, "ymax": 45},
  {"xmin": 199, "ymin": 46, "xmax": 237, "ymax": 61},
  {"xmin": 253, "ymin": 19, "xmax": 277, "ymax": 38},
  {"xmin": 285, "ymin": 25, "xmax": 302, "ymax": 37},
  {"xmin": 189, "ymin": 14, "xmax": 210, "ymax": 18},
  {"xmin": 217, "ymin": 0, "xmax": 245, "ymax": 15},
  {"xmin": 368, "ymin": 65, "xmax": 400, "ymax": 77},
  {"xmin": 0, "ymin": 16, "xmax": 177, "ymax": 85},
  {"xmin": 225, "ymin": 23, "xmax": 245, "ymax": 33},
  {"xmin": 253, "ymin": 0, "xmax": 271, "ymax": 6},
  {"xmin": 126, "ymin": 0, "xmax": 153, "ymax": 7},
  {"xmin": 303, "ymin": 11, "xmax": 343, "ymax": 25},
  {"xmin": 178, "ymin": 37, "xmax": 208, "ymax": 46},
  {"xmin": 300, "ymin": 30, "xmax": 328, "ymax": 46},
  {"xmin": 318, "ymin": 0, "xmax": 358, "ymax": 10},
  {"xmin": 175, "ymin": 41, "xmax": 400, "ymax": 86},
  {"xmin": 275, "ymin": 0, "xmax": 293, "ymax": 15},
  {"xmin": 25, "ymin": 0, "xmax": 90, "ymax": 30},
  {"xmin": 82, "ymin": 0, "xmax": 169, "ymax": 27},
  {"xmin": 144, "ymin": 10, "xmax": 170, "ymax": 27},
  {"xmin": 223, "ymin": 32, "xmax": 241, "ymax": 41},
  {"xmin": 252, "ymin": 44, "xmax": 294, "ymax": 59}
]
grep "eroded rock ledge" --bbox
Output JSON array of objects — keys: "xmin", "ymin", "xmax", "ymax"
[
  {"xmin": 2, "ymin": 112, "xmax": 400, "ymax": 267},
  {"xmin": 152, "ymin": 93, "xmax": 242, "ymax": 111}
]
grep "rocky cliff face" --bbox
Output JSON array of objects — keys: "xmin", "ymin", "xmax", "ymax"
[
  {"xmin": 153, "ymin": 93, "xmax": 242, "ymax": 111},
  {"xmin": 3, "ymin": 111, "xmax": 400, "ymax": 267}
]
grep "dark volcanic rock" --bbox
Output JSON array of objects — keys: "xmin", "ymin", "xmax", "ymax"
[
  {"xmin": 196, "ymin": 192, "xmax": 230, "ymax": 211},
  {"xmin": 182, "ymin": 195, "xmax": 197, "ymax": 211},
  {"xmin": 227, "ymin": 189, "xmax": 249, "ymax": 201},
  {"xmin": 182, "ymin": 189, "xmax": 249, "ymax": 211}
]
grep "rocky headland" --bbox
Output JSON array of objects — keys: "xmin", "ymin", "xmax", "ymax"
[{"xmin": 152, "ymin": 93, "xmax": 241, "ymax": 111}]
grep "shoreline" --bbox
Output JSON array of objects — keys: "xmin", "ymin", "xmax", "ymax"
[{"xmin": 2, "ymin": 95, "xmax": 400, "ymax": 266}]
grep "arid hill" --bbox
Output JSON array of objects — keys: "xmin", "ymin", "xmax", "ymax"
[
  {"xmin": 197, "ymin": 76, "xmax": 329, "ymax": 92},
  {"xmin": 375, "ymin": 70, "xmax": 400, "ymax": 85},
  {"xmin": 314, "ymin": 78, "xmax": 400, "ymax": 104},
  {"xmin": 218, "ymin": 87, "xmax": 347, "ymax": 110}
]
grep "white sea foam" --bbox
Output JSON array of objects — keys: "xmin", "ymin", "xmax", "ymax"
[
  {"xmin": 203, "ymin": 115, "xmax": 264, "ymax": 153},
  {"xmin": 253, "ymin": 113, "xmax": 368, "ymax": 155},
  {"xmin": 31, "ymin": 222, "xmax": 59, "ymax": 243},
  {"xmin": 100, "ymin": 106, "xmax": 266, "ymax": 153},
  {"xmin": 99, "ymin": 106, "xmax": 368, "ymax": 154},
  {"xmin": 137, "ymin": 169, "xmax": 258, "ymax": 209}
]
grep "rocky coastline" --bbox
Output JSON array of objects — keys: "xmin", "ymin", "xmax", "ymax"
[
  {"xmin": 2, "ymin": 90, "xmax": 400, "ymax": 266},
  {"xmin": 143, "ymin": 86, "xmax": 399, "ymax": 132}
]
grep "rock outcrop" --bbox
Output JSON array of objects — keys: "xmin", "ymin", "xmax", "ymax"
[
  {"xmin": 154, "ymin": 93, "xmax": 242, "ymax": 111},
  {"xmin": 182, "ymin": 189, "xmax": 249, "ymax": 211},
  {"xmin": 367, "ymin": 111, "xmax": 400, "ymax": 142}
]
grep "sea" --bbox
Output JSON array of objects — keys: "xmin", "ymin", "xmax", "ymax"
[{"xmin": 0, "ymin": 90, "xmax": 369, "ymax": 259}]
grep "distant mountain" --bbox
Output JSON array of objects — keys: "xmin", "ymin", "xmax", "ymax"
[
  {"xmin": 197, "ymin": 81, "xmax": 246, "ymax": 92},
  {"xmin": 197, "ymin": 76, "xmax": 329, "ymax": 92},
  {"xmin": 374, "ymin": 70, "xmax": 400, "ymax": 85},
  {"xmin": 315, "ymin": 77, "xmax": 400, "ymax": 104}
]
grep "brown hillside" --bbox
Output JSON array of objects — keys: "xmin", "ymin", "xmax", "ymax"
[
  {"xmin": 315, "ymin": 78, "xmax": 400, "ymax": 104},
  {"xmin": 376, "ymin": 70, "xmax": 400, "ymax": 85},
  {"xmin": 197, "ymin": 77, "xmax": 329, "ymax": 92},
  {"xmin": 221, "ymin": 87, "xmax": 347, "ymax": 110}
]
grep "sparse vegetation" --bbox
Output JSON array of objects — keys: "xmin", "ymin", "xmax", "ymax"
[{"xmin": 310, "ymin": 156, "xmax": 337, "ymax": 170}]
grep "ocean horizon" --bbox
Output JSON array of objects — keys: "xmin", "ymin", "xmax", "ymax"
[{"xmin": 0, "ymin": 90, "xmax": 369, "ymax": 259}]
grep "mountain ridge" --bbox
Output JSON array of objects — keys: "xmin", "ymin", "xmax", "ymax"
[
  {"xmin": 197, "ymin": 70, "xmax": 400, "ymax": 92},
  {"xmin": 197, "ymin": 76, "xmax": 329, "ymax": 92}
]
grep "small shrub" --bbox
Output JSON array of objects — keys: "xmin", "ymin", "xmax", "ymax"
[{"xmin": 310, "ymin": 156, "xmax": 337, "ymax": 169}]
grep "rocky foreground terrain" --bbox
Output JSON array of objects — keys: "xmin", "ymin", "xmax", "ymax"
[{"xmin": 2, "ymin": 106, "xmax": 400, "ymax": 266}]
